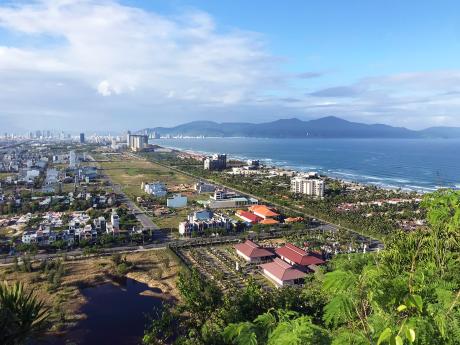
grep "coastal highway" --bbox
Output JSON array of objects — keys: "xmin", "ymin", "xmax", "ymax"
[{"xmin": 137, "ymin": 153, "xmax": 381, "ymax": 244}]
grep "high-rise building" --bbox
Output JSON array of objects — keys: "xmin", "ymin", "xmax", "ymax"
[
  {"xmin": 150, "ymin": 131, "xmax": 160, "ymax": 139},
  {"xmin": 126, "ymin": 131, "xmax": 131, "ymax": 146},
  {"xmin": 204, "ymin": 154, "xmax": 227, "ymax": 170},
  {"xmin": 290, "ymin": 175, "xmax": 324, "ymax": 197},
  {"xmin": 128, "ymin": 134, "xmax": 148, "ymax": 151},
  {"xmin": 69, "ymin": 150, "xmax": 77, "ymax": 168},
  {"xmin": 79, "ymin": 133, "xmax": 85, "ymax": 143}
]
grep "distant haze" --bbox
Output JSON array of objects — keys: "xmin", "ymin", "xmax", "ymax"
[
  {"xmin": 0, "ymin": 1, "xmax": 459, "ymax": 131},
  {"xmin": 145, "ymin": 116, "xmax": 460, "ymax": 139}
]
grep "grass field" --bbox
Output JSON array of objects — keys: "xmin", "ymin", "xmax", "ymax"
[
  {"xmin": 0, "ymin": 172, "xmax": 14, "ymax": 179},
  {"xmin": 95, "ymin": 153, "xmax": 196, "ymax": 200},
  {"xmin": 91, "ymin": 152, "xmax": 205, "ymax": 229}
]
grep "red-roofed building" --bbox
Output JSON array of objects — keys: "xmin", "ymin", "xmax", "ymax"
[
  {"xmin": 260, "ymin": 218, "xmax": 279, "ymax": 225},
  {"xmin": 284, "ymin": 217, "xmax": 304, "ymax": 223},
  {"xmin": 248, "ymin": 205, "xmax": 279, "ymax": 219},
  {"xmin": 234, "ymin": 240, "xmax": 274, "ymax": 263},
  {"xmin": 276, "ymin": 243, "xmax": 325, "ymax": 267},
  {"xmin": 260, "ymin": 258, "xmax": 306, "ymax": 287},
  {"xmin": 236, "ymin": 210, "xmax": 262, "ymax": 224}
]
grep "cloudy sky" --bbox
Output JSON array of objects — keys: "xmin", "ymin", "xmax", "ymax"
[{"xmin": 0, "ymin": 0, "xmax": 459, "ymax": 132}]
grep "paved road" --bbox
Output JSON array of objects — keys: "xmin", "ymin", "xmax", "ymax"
[
  {"xmin": 112, "ymin": 183, "xmax": 159, "ymax": 230},
  {"xmin": 142, "ymin": 155, "xmax": 380, "ymax": 243},
  {"xmin": 1, "ymin": 225, "xmax": 379, "ymax": 265},
  {"xmin": 87, "ymin": 153, "xmax": 159, "ymax": 230}
]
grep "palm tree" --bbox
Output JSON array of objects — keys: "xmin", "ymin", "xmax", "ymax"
[{"xmin": 0, "ymin": 281, "xmax": 49, "ymax": 345}]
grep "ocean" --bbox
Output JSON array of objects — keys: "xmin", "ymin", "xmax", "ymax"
[{"xmin": 153, "ymin": 138, "xmax": 460, "ymax": 192}]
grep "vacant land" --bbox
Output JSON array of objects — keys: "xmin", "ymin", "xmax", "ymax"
[
  {"xmin": 0, "ymin": 248, "xmax": 182, "ymax": 334},
  {"xmin": 94, "ymin": 153, "xmax": 196, "ymax": 200},
  {"xmin": 0, "ymin": 172, "xmax": 13, "ymax": 179},
  {"xmin": 92, "ymin": 152, "xmax": 208, "ymax": 229}
]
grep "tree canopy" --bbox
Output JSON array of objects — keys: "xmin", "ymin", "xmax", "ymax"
[{"xmin": 144, "ymin": 190, "xmax": 460, "ymax": 345}]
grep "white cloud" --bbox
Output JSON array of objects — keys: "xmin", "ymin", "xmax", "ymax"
[
  {"xmin": 0, "ymin": 0, "xmax": 280, "ymax": 130},
  {"xmin": 0, "ymin": 0, "xmax": 459, "ymax": 131}
]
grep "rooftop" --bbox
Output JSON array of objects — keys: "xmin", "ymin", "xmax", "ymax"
[
  {"xmin": 276, "ymin": 243, "xmax": 325, "ymax": 266},
  {"xmin": 249, "ymin": 205, "xmax": 279, "ymax": 218},
  {"xmin": 260, "ymin": 218, "xmax": 279, "ymax": 225},
  {"xmin": 260, "ymin": 258, "xmax": 306, "ymax": 281},
  {"xmin": 234, "ymin": 240, "xmax": 273, "ymax": 258},
  {"xmin": 236, "ymin": 210, "xmax": 262, "ymax": 223}
]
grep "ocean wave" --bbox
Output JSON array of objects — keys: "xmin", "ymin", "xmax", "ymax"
[{"xmin": 155, "ymin": 139, "xmax": 451, "ymax": 192}]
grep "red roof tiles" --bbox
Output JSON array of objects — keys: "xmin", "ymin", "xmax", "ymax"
[
  {"xmin": 260, "ymin": 218, "xmax": 279, "ymax": 225},
  {"xmin": 260, "ymin": 258, "xmax": 306, "ymax": 281},
  {"xmin": 234, "ymin": 240, "xmax": 273, "ymax": 259},
  {"xmin": 236, "ymin": 210, "xmax": 262, "ymax": 224},
  {"xmin": 249, "ymin": 205, "xmax": 279, "ymax": 218},
  {"xmin": 276, "ymin": 243, "xmax": 325, "ymax": 266}
]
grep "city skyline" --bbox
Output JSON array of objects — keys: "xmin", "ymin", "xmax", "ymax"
[{"xmin": 1, "ymin": 0, "xmax": 460, "ymax": 131}]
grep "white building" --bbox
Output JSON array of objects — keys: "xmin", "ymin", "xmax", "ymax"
[
  {"xmin": 166, "ymin": 194, "xmax": 187, "ymax": 208},
  {"xmin": 128, "ymin": 134, "xmax": 148, "ymax": 152},
  {"xmin": 290, "ymin": 176, "xmax": 324, "ymax": 197},
  {"xmin": 143, "ymin": 182, "xmax": 167, "ymax": 197},
  {"xmin": 69, "ymin": 151, "xmax": 77, "ymax": 168},
  {"xmin": 194, "ymin": 181, "xmax": 216, "ymax": 194},
  {"xmin": 179, "ymin": 210, "xmax": 232, "ymax": 236},
  {"xmin": 206, "ymin": 189, "xmax": 258, "ymax": 209},
  {"xmin": 204, "ymin": 154, "xmax": 227, "ymax": 170},
  {"xmin": 111, "ymin": 210, "xmax": 120, "ymax": 230}
]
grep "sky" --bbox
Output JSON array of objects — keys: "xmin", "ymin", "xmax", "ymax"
[{"xmin": 0, "ymin": 0, "xmax": 459, "ymax": 132}]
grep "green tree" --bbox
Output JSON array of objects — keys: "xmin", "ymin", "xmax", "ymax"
[
  {"xmin": 0, "ymin": 281, "xmax": 49, "ymax": 345},
  {"xmin": 177, "ymin": 269, "xmax": 223, "ymax": 326}
]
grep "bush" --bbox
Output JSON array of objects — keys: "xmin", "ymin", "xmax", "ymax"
[
  {"xmin": 111, "ymin": 253, "xmax": 123, "ymax": 266},
  {"xmin": 116, "ymin": 263, "xmax": 129, "ymax": 276}
]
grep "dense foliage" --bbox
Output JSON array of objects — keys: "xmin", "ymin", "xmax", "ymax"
[
  {"xmin": 145, "ymin": 152, "xmax": 423, "ymax": 239},
  {"xmin": 0, "ymin": 281, "xmax": 49, "ymax": 345},
  {"xmin": 143, "ymin": 190, "xmax": 460, "ymax": 344}
]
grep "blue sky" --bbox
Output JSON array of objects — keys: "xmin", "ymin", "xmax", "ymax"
[
  {"xmin": 131, "ymin": 0, "xmax": 460, "ymax": 77},
  {"xmin": 0, "ymin": 0, "xmax": 459, "ymax": 131}
]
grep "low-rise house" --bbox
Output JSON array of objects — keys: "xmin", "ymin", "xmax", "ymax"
[
  {"xmin": 259, "ymin": 218, "xmax": 279, "ymax": 225},
  {"xmin": 21, "ymin": 230, "xmax": 37, "ymax": 244},
  {"xmin": 276, "ymin": 243, "xmax": 325, "ymax": 267},
  {"xmin": 249, "ymin": 205, "xmax": 279, "ymax": 219},
  {"xmin": 76, "ymin": 224, "xmax": 98, "ymax": 241},
  {"xmin": 21, "ymin": 227, "xmax": 57, "ymax": 246},
  {"xmin": 207, "ymin": 190, "xmax": 258, "ymax": 209},
  {"xmin": 194, "ymin": 181, "xmax": 216, "ymax": 194},
  {"xmin": 260, "ymin": 258, "xmax": 306, "ymax": 288},
  {"xmin": 111, "ymin": 210, "xmax": 120, "ymax": 230},
  {"xmin": 143, "ymin": 182, "xmax": 167, "ymax": 197},
  {"xmin": 179, "ymin": 210, "xmax": 232, "ymax": 236},
  {"xmin": 167, "ymin": 194, "xmax": 187, "ymax": 208},
  {"xmin": 93, "ymin": 216, "xmax": 107, "ymax": 232},
  {"xmin": 234, "ymin": 240, "xmax": 274, "ymax": 263},
  {"xmin": 78, "ymin": 166, "xmax": 98, "ymax": 181},
  {"xmin": 236, "ymin": 210, "xmax": 262, "ymax": 224}
]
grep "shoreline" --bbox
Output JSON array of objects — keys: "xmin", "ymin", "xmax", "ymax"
[{"xmin": 153, "ymin": 143, "xmax": 438, "ymax": 195}]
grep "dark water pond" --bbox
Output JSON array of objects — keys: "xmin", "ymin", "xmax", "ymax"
[{"xmin": 37, "ymin": 278, "xmax": 163, "ymax": 345}]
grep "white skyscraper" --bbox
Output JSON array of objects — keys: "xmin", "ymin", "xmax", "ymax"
[
  {"xmin": 290, "ymin": 176, "xmax": 324, "ymax": 197},
  {"xmin": 69, "ymin": 151, "xmax": 77, "ymax": 168}
]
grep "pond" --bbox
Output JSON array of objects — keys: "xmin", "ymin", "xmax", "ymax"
[{"xmin": 39, "ymin": 278, "xmax": 163, "ymax": 345}]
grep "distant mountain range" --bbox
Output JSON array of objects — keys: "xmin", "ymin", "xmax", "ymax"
[{"xmin": 143, "ymin": 116, "xmax": 460, "ymax": 139}]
